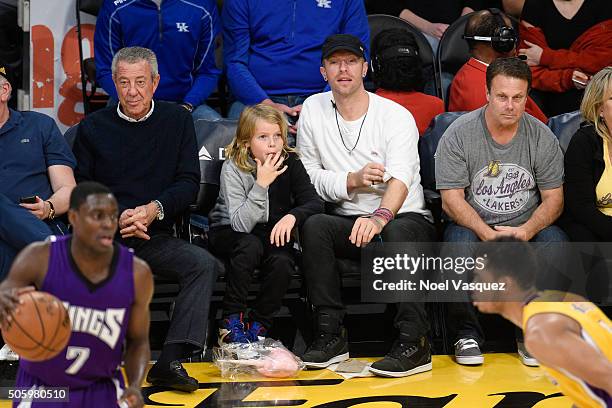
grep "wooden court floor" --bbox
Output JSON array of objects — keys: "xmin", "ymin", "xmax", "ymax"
[{"xmin": 139, "ymin": 353, "xmax": 571, "ymax": 408}]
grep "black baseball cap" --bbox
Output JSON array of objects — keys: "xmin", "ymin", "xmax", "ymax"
[
  {"xmin": 321, "ymin": 34, "xmax": 366, "ymax": 61},
  {"xmin": 0, "ymin": 59, "xmax": 14, "ymax": 89}
]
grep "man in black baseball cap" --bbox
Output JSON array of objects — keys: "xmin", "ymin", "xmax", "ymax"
[{"xmin": 321, "ymin": 34, "xmax": 366, "ymax": 61}]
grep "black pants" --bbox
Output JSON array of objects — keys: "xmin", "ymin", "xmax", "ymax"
[
  {"xmin": 301, "ymin": 212, "xmax": 436, "ymax": 340},
  {"xmin": 208, "ymin": 225, "xmax": 295, "ymax": 328}
]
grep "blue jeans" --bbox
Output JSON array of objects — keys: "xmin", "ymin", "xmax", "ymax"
[
  {"xmin": 443, "ymin": 223, "xmax": 568, "ymax": 243},
  {"xmin": 228, "ymin": 94, "xmax": 310, "ymax": 119},
  {"xmin": 442, "ymin": 222, "xmax": 568, "ymax": 344},
  {"xmin": 191, "ymin": 103, "xmax": 222, "ymax": 121},
  {"xmin": 0, "ymin": 194, "xmax": 67, "ymax": 279},
  {"xmin": 228, "ymin": 94, "xmax": 310, "ymax": 146}
]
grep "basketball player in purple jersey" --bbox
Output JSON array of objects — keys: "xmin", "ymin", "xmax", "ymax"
[{"xmin": 0, "ymin": 182, "xmax": 153, "ymax": 407}]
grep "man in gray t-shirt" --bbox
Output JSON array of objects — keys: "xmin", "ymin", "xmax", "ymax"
[
  {"xmin": 434, "ymin": 57, "xmax": 567, "ymax": 367},
  {"xmin": 436, "ymin": 106, "xmax": 562, "ymax": 227},
  {"xmin": 436, "ymin": 58, "xmax": 565, "ymax": 242}
]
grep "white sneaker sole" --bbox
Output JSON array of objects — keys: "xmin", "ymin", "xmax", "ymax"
[
  {"xmin": 518, "ymin": 349, "xmax": 539, "ymax": 367},
  {"xmin": 369, "ymin": 361, "xmax": 432, "ymax": 378},
  {"xmin": 455, "ymin": 355, "xmax": 484, "ymax": 365},
  {"xmin": 304, "ymin": 352, "xmax": 349, "ymax": 369}
]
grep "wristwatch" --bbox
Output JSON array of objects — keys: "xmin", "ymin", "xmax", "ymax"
[
  {"xmin": 181, "ymin": 102, "xmax": 194, "ymax": 113},
  {"xmin": 46, "ymin": 200, "xmax": 56, "ymax": 220},
  {"xmin": 152, "ymin": 200, "xmax": 164, "ymax": 221}
]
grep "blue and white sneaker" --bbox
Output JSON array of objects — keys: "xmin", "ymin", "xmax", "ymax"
[
  {"xmin": 246, "ymin": 321, "xmax": 267, "ymax": 342},
  {"xmin": 218, "ymin": 313, "xmax": 249, "ymax": 344}
]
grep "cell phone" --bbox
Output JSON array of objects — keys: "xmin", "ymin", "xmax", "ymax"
[
  {"xmin": 19, "ymin": 195, "xmax": 37, "ymax": 204},
  {"xmin": 572, "ymin": 78, "xmax": 587, "ymax": 86}
]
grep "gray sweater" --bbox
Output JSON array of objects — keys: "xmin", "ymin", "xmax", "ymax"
[{"xmin": 208, "ymin": 153, "xmax": 324, "ymax": 232}]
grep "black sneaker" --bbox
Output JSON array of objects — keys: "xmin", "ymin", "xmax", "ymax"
[
  {"xmin": 454, "ymin": 338, "xmax": 484, "ymax": 365},
  {"xmin": 302, "ymin": 327, "xmax": 349, "ymax": 369},
  {"xmin": 369, "ymin": 336, "xmax": 432, "ymax": 378},
  {"xmin": 146, "ymin": 360, "xmax": 199, "ymax": 392}
]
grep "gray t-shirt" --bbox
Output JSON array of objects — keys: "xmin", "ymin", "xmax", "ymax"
[{"xmin": 435, "ymin": 107, "xmax": 563, "ymax": 227}]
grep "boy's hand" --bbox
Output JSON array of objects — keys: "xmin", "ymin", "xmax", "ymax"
[
  {"xmin": 270, "ymin": 214, "xmax": 296, "ymax": 247},
  {"xmin": 255, "ymin": 151, "xmax": 288, "ymax": 188}
]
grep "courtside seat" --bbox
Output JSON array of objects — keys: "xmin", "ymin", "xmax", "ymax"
[
  {"xmin": 419, "ymin": 111, "xmax": 466, "ymax": 236},
  {"xmin": 547, "ymin": 110, "xmax": 582, "ymax": 154},
  {"xmin": 435, "ymin": 13, "xmax": 474, "ymax": 106}
]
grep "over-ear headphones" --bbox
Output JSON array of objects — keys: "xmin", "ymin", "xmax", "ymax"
[
  {"xmin": 371, "ymin": 44, "xmax": 419, "ymax": 73},
  {"xmin": 463, "ymin": 8, "xmax": 517, "ymax": 53}
]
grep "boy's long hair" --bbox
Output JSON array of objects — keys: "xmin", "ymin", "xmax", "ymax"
[{"xmin": 226, "ymin": 104, "xmax": 295, "ymax": 173}]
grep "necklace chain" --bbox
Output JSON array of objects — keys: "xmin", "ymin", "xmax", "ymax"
[{"xmin": 334, "ymin": 104, "xmax": 368, "ymax": 154}]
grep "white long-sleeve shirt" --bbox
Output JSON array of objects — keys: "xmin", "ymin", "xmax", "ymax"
[{"xmin": 297, "ymin": 91, "xmax": 431, "ymax": 219}]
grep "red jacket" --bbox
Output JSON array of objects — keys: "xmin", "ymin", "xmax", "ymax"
[
  {"xmin": 448, "ymin": 58, "xmax": 548, "ymax": 123},
  {"xmin": 519, "ymin": 19, "xmax": 612, "ymax": 92},
  {"xmin": 375, "ymin": 89, "xmax": 444, "ymax": 135}
]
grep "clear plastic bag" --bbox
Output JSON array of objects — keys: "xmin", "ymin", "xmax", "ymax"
[{"xmin": 213, "ymin": 338, "xmax": 304, "ymax": 379}]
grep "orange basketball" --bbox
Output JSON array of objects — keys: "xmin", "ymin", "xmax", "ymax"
[{"xmin": 1, "ymin": 291, "xmax": 71, "ymax": 362}]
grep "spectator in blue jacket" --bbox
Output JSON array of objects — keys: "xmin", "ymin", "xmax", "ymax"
[
  {"xmin": 222, "ymin": 0, "xmax": 369, "ymax": 130},
  {"xmin": 94, "ymin": 0, "xmax": 222, "ymax": 120}
]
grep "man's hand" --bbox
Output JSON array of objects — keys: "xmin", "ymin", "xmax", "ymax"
[
  {"xmin": 118, "ymin": 386, "xmax": 143, "ymax": 408},
  {"xmin": 0, "ymin": 286, "xmax": 36, "ymax": 330},
  {"xmin": 261, "ymin": 99, "xmax": 300, "ymax": 133},
  {"xmin": 348, "ymin": 163, "xmax": 385, "ymax": 191},
  {"xmin": 425, "ymin": 22, "xmax": 449, "ymax": 39},
  {"xmin": 270, "ymin": 214, "xmax": 296, "ymax": 247},
  {"xmin": 19, "ymin": 197, "xmax": 48, "ymax": 220},
  {"xmin": 518, "ymin": 41, "xmax": 543, "ymax": 66},
  {"xmin": 349, "ymin": 216, "xmax": 384, "ymax": 248},
  {"xmin": 255, "ymin": 151, "xmax": 288, "ymax": 188},
  {"xmin": 119, "ymin": 207, "xmax": 154, "ymax": 240},
  {"xmin": 493, "ymin": 225, "xmax": 532, "ymax": 241}
]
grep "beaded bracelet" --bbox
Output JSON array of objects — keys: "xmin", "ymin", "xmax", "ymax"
[{"xmin": 373, "ymin": 207, "xmax": 394, "ymax": 224}]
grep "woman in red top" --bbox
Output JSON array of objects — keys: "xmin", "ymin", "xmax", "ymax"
[{"xmin": 519, "ymin": 0, "xmax": 612, "ymax": 116}]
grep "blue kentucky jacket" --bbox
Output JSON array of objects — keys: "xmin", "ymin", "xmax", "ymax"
[
  {"xmin": 222, "ymin": 0, "xmax": 369, "ymax": 105},
  {"xmin": 94, "ymin": 0, "xmax": 221, "ymax": 106}
]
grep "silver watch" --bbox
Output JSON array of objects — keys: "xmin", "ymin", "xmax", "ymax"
[{"xmin": 152, "ymin": 200, "xmax": 164, "ymax": 221}]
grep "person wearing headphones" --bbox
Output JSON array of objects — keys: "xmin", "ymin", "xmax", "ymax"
[
  {"xmin": 371, "ymin": 28, "xmax": 444, "ymax": 136},
  {"xmin": 448, "ymin": 8, "xmax": 548, "ymax": 123}
]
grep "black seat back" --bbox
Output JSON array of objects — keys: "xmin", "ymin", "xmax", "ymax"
[
  {"xmin": 436, "ymin": 12, "xmax": 474, "ymax": 104},
  {"xmin": 63, "ymin": 124, "xmax": 79, "ymax": 149},
  {"xmin": 193, "ymin": 119, "xmax": 238, "ymax": 215}
]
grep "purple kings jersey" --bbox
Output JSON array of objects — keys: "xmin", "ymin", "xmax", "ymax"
[{"xmin": 18, "ymin": 235, "xmax": 134, "ymax": 389}]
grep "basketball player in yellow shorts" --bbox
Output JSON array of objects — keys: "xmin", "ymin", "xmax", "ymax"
[{"xmin": 472, "ymin": 238, "xmax": 612, "ymax": 408}]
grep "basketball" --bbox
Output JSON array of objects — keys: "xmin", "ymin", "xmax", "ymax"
[{"xmin": 1, "ymin": 291, "xmax": 71, "ymax": 362}]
